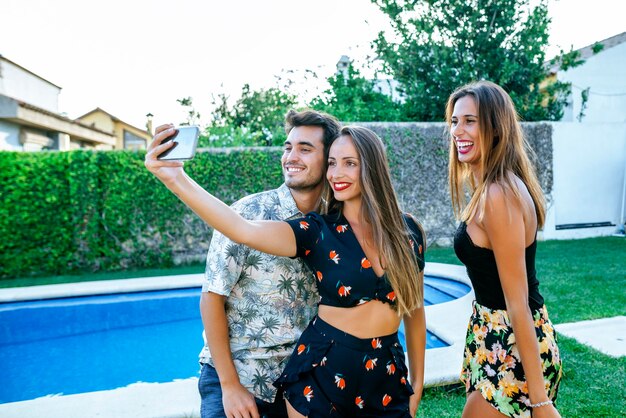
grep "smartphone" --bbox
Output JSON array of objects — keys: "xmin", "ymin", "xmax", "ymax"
[{"xmin": 157, "ymin": 126, "xmax": 200, "ymax": 160}]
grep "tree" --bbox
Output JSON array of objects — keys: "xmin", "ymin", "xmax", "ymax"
[
  {"xmin": 233, "ymin": 84, "xmax": 297, "ymax": 145},
  {"xmin": 371, "ymin": 0, "xmax": 576, "ymax": 121},
  {"xmin": 176, "ymin": 97, "xmax": 201, "ymax": 126},
  {"xmin": 208, "ymin": 84, "xmax": 297, "ymax": 146},
  {"xmin": 309, "ymin": 60, "xmax": 405, "ymax": 122}
]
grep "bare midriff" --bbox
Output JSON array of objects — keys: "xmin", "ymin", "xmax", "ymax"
[{"xmin": 318, "ymin": 300, "xmax": 401, "ymax": 339}]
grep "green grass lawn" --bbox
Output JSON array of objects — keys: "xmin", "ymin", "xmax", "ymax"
[
  {"xmin": 2, "ymin": 237, "xmax": 625, "ymax": 416},
  {"xmin": 422, "ymin": 237, "xmax": 626, "ymax": 418},
  {"xmin": 427, "ymin": 236, "xmax": 626, "ymax": 323},
  {"xmin": 0, "ymin": 263, "xmax": 205, "ymax": 288}
]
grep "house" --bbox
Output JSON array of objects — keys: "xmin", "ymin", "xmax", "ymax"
[
  {"xmin": 0, "ymin": 55, "xmax": 150, "ymax": 151},
  {"xmin": 550, "ymin": 31, "xmax": 626, "ymax": 123},
  {"xmin": 543, "ymin": 31, "xmax": 626, "ymax": 238},
  {"xmin": 0, "ymin": 55, "xmax": 114, "ymax": 151},
  {"xmin": 76, "ymin": 108, "xmax": 151, "ymax": 151}
]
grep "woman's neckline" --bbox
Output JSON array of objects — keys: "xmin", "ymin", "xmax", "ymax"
[
  {"xmin": 337, "ymin": 212, "xmax": 387, "ymax": 279},
  {"xmin": 460, "ymin": 221, "xmax": 537, "ymax": 251}
]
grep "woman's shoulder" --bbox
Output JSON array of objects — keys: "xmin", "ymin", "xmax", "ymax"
[
  {"xmin": 485, "ymin": 175, "xmax": 533, "ymax": 213},
  {"xmin": 402, "ymin": 212, "xmax": 421, "ymax": 227},
  {"xmin": 300, "ymin": 211, "xmax": 343, "ymax": 227},
  {"xmin": 403, "ymin": 213, "xmax": 426, "ymax": 241},
  {"xmin": 485, "ymin": 182, "xmax": 509, "ymax": 205},
  {"xmin": 482, "ymin": 177, "xmax": 539, "ymax": 233},
  {"xmin": 403, "ymin": 213, "xmax": 426, "ymax": 265}
]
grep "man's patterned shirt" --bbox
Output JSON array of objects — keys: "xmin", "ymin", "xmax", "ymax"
[{"xmin": 199, "ymin": 183, "xmax": 318, "ymax": 402}]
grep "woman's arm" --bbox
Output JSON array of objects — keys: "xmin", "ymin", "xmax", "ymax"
[
  {"xmin": 404, "ymin": 302, "xmax": 426, "ymax": 416},
  {"xmin": 402, "ymin": 213, "xmax": 427, "ymax": 415},
  {"xmin": 145, "ymin": 124, "xmax": 297, "ymax": 257},
  {"xmin": 483, "ymin": 184, "xmax": 560, "ymax": 417}
]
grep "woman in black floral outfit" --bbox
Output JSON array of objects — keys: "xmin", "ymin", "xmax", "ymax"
[{"xmin": 447, "ymin": 81, "xmax": 562, "ymax": 418}]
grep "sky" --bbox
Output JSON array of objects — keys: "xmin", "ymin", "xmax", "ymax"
[{"xmin": 1, "ymin": 0, "xmax": 624, "ymax": 130}]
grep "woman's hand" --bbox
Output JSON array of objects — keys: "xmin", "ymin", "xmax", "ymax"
[
  {"xmin": 532, "ymin": 403, "xmax": 561, "ymax": 418},
  {"xmin": 144, "ymin": 123, "xmax": 185, "ymax": 184},
  {"xmin": 409, "ymin": 391, "xmax": 421, "ymax": 417},
  {"xmin": 404, "ymin": 304, "xmax": 425, "ymax": 418}
]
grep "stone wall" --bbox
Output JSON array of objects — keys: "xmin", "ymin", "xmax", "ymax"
[
  {"xmin": 178, "ymin": 122, "xmax": 553, "ymax": 263},
  {"xmin": 363, "ymin": 122, "xmax": 553, "ymax": 245}
]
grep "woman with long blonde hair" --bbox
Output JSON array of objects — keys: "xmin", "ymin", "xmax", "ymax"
[
  {"xmin": 146, "ymin": 124, "xmax": 426, "ymax": 417},
  {"xmin": 447, "ymin": 80, "xmax": 562, "ymax": 418}
]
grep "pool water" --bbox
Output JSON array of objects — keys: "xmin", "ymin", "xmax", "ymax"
[{"xmin": 0, "ymin": 275, "xmax": 469, "ymax": 403}]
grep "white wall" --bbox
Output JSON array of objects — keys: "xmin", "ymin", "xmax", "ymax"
[
  {"xmin": 543, "ymin": 122, "xmax": 626, "ymax": 239},
  {"xmin": 0, "ymin": 59, "xmax": 60, "ymax": 113},
  {"xmin": 558, "ymin": 42, "xmax": 626, "ymax": 123},
  {"xmin": 0, "ymin": 121, "xmax": 21, "ymax": 151}
]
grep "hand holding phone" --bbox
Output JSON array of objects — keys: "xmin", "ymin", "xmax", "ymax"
[{"xmin": 157, "ymin": 126, "xmax": 200, "ymax": 160}]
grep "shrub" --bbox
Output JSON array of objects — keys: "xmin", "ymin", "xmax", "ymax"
[
  {"xmin": 0, "ymin": 149, "xmax": 283, "ymax": 278},
  {"xmin": 0, "ymin": 122, "xmax": 552, "ymax": 278}
]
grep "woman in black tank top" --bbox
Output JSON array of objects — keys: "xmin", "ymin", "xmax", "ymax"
[{"xmin": 446, "ymin": 81, "xmax": 562, "ymax": 418}]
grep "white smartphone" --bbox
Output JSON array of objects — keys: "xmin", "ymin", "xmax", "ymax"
[{"xmin": 157, "ymin": 126, "xmax": 200, "ymax": 160}]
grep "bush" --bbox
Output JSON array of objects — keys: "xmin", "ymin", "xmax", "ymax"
[
  {"xmin": 0, "ymin": 149, "xmax": 283, "ymax": 278},
  {"xmin": 0, "ymin": 152, "xmax": 75, "ymax": 276},
  {"xmin": 1, "ymin": 122, "xmax": 552, "ymax": 278}
]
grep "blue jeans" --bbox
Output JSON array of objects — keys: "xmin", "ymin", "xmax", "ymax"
[{"xmin": 198, "ymin": 363, "xmax": 287, "ymax": 418}]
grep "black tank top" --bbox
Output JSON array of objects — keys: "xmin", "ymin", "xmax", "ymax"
[{"xmin": 453, "ymin": 221, "xmax": 544, "ymax": 310}]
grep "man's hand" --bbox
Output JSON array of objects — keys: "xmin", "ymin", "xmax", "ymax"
[
  {"xmin": 144, "ymin": 123, "xmax": 184, "ymax": 183},
  {"xmin": 222, "ymin": 382, "xmax": 260, "ymax": 418}
]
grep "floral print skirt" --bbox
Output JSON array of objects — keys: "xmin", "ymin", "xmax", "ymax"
[
  {"xmin": 460, "ymin": 301, "xmax": 562, "ymax": 418},
  {"xmin": 274, "ymin": 316, "xmax": 413, "ymax": 417}
]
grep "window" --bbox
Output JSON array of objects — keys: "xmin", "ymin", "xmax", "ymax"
[{"xmin": 123, "ymin": 129, "xmax": 146, "ymax": 150}]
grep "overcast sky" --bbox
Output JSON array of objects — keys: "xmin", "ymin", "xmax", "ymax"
[{"xmin": 2, "ymin": 0, "xmax": 624, "ymax": 130}]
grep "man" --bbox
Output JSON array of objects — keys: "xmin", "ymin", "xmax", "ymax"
[{"xmin": 197, "ymin": 110, "xmax": 341, "ymax": 418}]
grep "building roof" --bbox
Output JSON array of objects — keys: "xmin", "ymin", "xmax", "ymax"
[
  {"xmin": 0, "ymin": 93, "xmax": 116, "ymax": 146},
  {"xmin": 0, "ymin": 54, "xmax": 62, "ymax": 90},
  {"xmin": 0, "ymin": 93, "xmax": 112, "ymax": 136},
  {"xmin": 77, "ymin": 107, "xmax": 150, "ymax": 135},
  {"xmin": 576, "ymin": 31, "xmax": 626, "ymax": 60},
  {"xmin": 549, "ymin": 31, "xmax": 626, "ymax": 73}
]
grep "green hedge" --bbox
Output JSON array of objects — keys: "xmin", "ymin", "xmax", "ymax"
[
  {"xmin": 0, "ymin": 152, "xmax": 75, "ymax": 277},
  {"xmin": 0, "ymin": 122, "xmax": 552, "ymax": 279},
  {"xmin": 0, "ymin": 149, "xmax": 283, "ymax": 278}
]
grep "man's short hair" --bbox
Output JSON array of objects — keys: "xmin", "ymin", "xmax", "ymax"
[{"xmin": 284, "ymin": 109, "xmax": 341, "ymax": 154}]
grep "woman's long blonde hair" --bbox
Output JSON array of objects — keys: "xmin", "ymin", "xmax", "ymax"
[
  {"xmin": 323, "ymin": 126, "xmax": 423, "ymax": 316},
  {"xmin": 446, "ymin": 81, "xmax": 546, "ymax": 227}
]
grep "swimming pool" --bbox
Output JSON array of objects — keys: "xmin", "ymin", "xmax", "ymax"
[{"xmin": 0, "ymin": 275, "xmax": 469, "ymax": 404}]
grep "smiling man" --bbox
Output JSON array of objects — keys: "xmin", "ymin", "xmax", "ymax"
[{"xmin": 198, "ymin": 109, "xmax": 341, "ymax": 418}]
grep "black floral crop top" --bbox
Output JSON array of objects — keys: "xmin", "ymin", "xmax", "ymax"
[{"xmin": 286, "ymin": 211, "xmax": 425, "ymax": 308}]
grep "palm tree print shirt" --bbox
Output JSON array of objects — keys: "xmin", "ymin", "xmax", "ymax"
[{"xmin": 199, "ymin": 184, "xmax": 318, "ymax": 402}]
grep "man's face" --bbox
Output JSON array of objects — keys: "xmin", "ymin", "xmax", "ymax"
[{"xmin": 281, "ymin": 126, "xmax": 326, "ymax": 191}]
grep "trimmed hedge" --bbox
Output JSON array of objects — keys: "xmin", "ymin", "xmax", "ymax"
[
  {"xmin": 1, "ymin": 152, "xmax": 75, "ymax": 276},
  {"xmin": 0, "ymin": 149, "xmax": 283, "ymax": 278},
  {"xmin": 0, "ymin": 123, "xmax": 552, "ymax": 279}
]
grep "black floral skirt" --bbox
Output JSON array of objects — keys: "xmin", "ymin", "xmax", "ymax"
[
  {"xmin": 274, "ymin": 316, "xmax": 413, "ymax": 417},
  {"xmin": 460, "ymin": 301, "xmax": 562, "ymax": 418}
]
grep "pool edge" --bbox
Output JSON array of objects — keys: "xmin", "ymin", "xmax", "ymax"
[
  {"xmin": 0, "ymin": 274, "xmax": 204, "ymax": 303},
  {"xmin": 422, "ymin": 262, "xmax": 474, "ymax": 387},
  {"xmin": 1, "ymin": 262, "xmax": 474, "ymax": 417}
]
